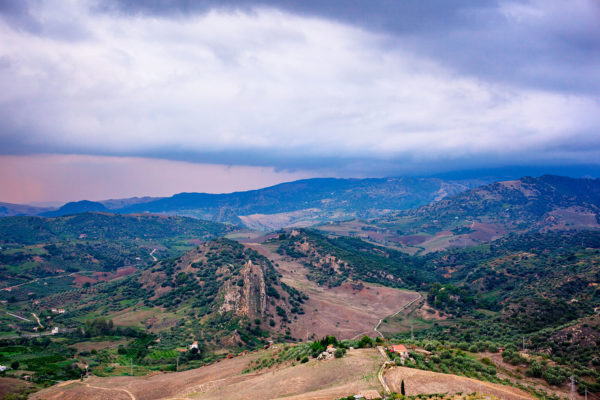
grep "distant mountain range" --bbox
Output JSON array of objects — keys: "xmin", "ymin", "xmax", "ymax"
[
  {"xmin": 1, "ymin": 177, "xmax": 485, "ymax": 229},
  {"xmin": 0, "ymin": 202, "xmax": 50, "ymax": 217},
  {"xmin": 3, "ymin": 174, "xmax": 600, "ymax": 233}
]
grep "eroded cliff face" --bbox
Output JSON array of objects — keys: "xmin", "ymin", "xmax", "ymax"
[
  {"xmin": 219, "ymin": 259, "xmax": 267, "ymax": 319},
  {"xmin": 134, "ymin": 238, "xmax": 307, "ymax": 346}
]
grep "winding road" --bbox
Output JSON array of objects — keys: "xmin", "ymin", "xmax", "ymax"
[
  {"xmin": 374, "ymin": 293, "xmax": 422, "ymax": 338},
  {"xmin": 6, "ymin": 311, "xmax": 31, "ymax": 322}
]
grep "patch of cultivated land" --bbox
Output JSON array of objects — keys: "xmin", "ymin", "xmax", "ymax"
[
  {"xmin": 378, "ymin": 296, "xmax": 448, "ymax": 336},
  {"xmin": 71, "ymin": 339, "xmax": 131, "ymax": 352},
  {"xmin": 246, "ymin": 242, "xmax": 421, "ymax": 339},
  {"xmin": 107, "ymin": 307, "xmax": 179, "ymax": 332},
  {"xmin": 32, "ymin": 348, "xmax": 385, "ymax": 400},
  {"xmin": 385, "ymin": 367, "xmax": 535, "ymax": 400}
]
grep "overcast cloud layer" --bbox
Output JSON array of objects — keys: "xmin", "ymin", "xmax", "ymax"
[{"xmin": 0, "ymin": 0, "xmax": 599, "ymax": 199}]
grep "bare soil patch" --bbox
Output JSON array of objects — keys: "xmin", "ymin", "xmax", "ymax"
[
  {"xmin": 71, "ymin": 339, "xmax": 131, "ymax": 353},
  {"xmin": 398, "ymin": 235, "xmax": 429, "ymax": 246},
  {"xmin": 110, "ymin": 308, "xmax": 165, "ymax": 328},
  {"xmin": 92, "ymin": 267, "xmax": 138, "ymax": 282},
  {"xmin": 72, "ymin": 274, "xmax": 97, "ymax": 286}
]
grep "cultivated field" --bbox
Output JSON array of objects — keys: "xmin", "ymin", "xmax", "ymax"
[
  {"xmin": 377, "ymin": 295, "xmax": 448, "ymax": 336},
  {"xmin": 385, "ymin": 366, "xmax": 535, "ymax": 400},
  {"xmin": 32, "ymin": 348, "xmax": 385, "ymax": 400}
]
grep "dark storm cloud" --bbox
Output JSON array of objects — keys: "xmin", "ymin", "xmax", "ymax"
[
  {"xmin": 98, "ymin": 0, "xmax": 600, "ymax": 94},
  {"xmin": 98, "ymin": 0, "xmax": 493, "ymax": 33}
]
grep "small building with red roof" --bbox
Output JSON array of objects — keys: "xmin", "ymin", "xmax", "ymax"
[{"xmin": 389, "ymin": 344, "xmax": 409, "ymax": 357}]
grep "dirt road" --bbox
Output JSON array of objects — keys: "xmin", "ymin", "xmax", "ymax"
[{"xmin": 373, "ymin": 293, "xmax": 422, "ymax": 338}]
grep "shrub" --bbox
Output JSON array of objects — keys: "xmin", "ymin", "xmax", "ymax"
[{"xmin": 334, "ymin": 348, "xmax": 346, "ymax": 358}]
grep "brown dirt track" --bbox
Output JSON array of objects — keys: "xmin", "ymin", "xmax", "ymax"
[
  {"xmin": 385, "ymin": 367, "xmax": 535, "ymax": 400},
  {"xmin": 32, "ymin": 348, "xmax": 385, "ymax": 400}
]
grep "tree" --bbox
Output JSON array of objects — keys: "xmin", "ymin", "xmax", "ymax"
[
  {"xmin": 401, "ymin": 379, "xmax": 405, "ymax": 395},
  {"xmin": 358, "ymin": 335, "xmax": 373, "ymax": 348},
  {"xmin": 525, "ymin": 359, "xmax": 544, "ymax": 378},
  {"xmin": 10, "ymin": 361, "xmax": 19, "ymax": 370}
]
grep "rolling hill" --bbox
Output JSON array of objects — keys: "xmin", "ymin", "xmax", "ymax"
[
  {"xmin": 320, "ymin": 175, "xmax": 600, "ymax": 253},
  {"xmin": 0, "ymin": 202, "xmax": 54, "ymax": 217},
  {"xmin": 0, "ymin": 213, "xmax": 236, "ymax": 301},
  {"xmin": 40, "ymin": 201, "xmax": 110, "ymax": 217}
]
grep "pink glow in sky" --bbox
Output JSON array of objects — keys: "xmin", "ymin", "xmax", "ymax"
[{"xmin": 0, "ymin": 155, "xmax": 314, "ymax": 204}]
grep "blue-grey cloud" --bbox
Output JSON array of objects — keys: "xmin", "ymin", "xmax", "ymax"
[{"xmin": 0, "ymin": 0, "xmax": 598, "ymax": 178}]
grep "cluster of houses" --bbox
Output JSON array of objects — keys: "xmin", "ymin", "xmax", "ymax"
[{"xmin": 316, "ymin": 344, "xmax": 338, "ymax": 361}]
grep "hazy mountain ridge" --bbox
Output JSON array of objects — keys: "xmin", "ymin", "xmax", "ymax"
[
  {"xmin": 0, "ymin": 202, "xmax": 54, "ymax": 217},
  {"xmin": 1, "ymin": 176, "xmax": 481, "ymax": 227},
  {"xmin": 115, "ymin": 177, "xmax": 476, "ymax": 227}
]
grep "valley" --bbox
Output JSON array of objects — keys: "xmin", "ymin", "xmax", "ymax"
[
  {"xmin": 3, "ymin": 0, "xmax": 598, "ymax": 397},
  {"xmin": 0, "ymin": 175, "xmax": 599, "ymax": 399}
]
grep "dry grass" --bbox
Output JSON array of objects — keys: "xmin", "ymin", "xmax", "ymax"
[{"xmin": 385, "ymin": 366, "xmax": 535, "ymax": 400}]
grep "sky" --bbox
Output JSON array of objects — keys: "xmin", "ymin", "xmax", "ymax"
[{"xmin": 0, "ymin": 0, "xmax": 599, "ymax": 203}]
